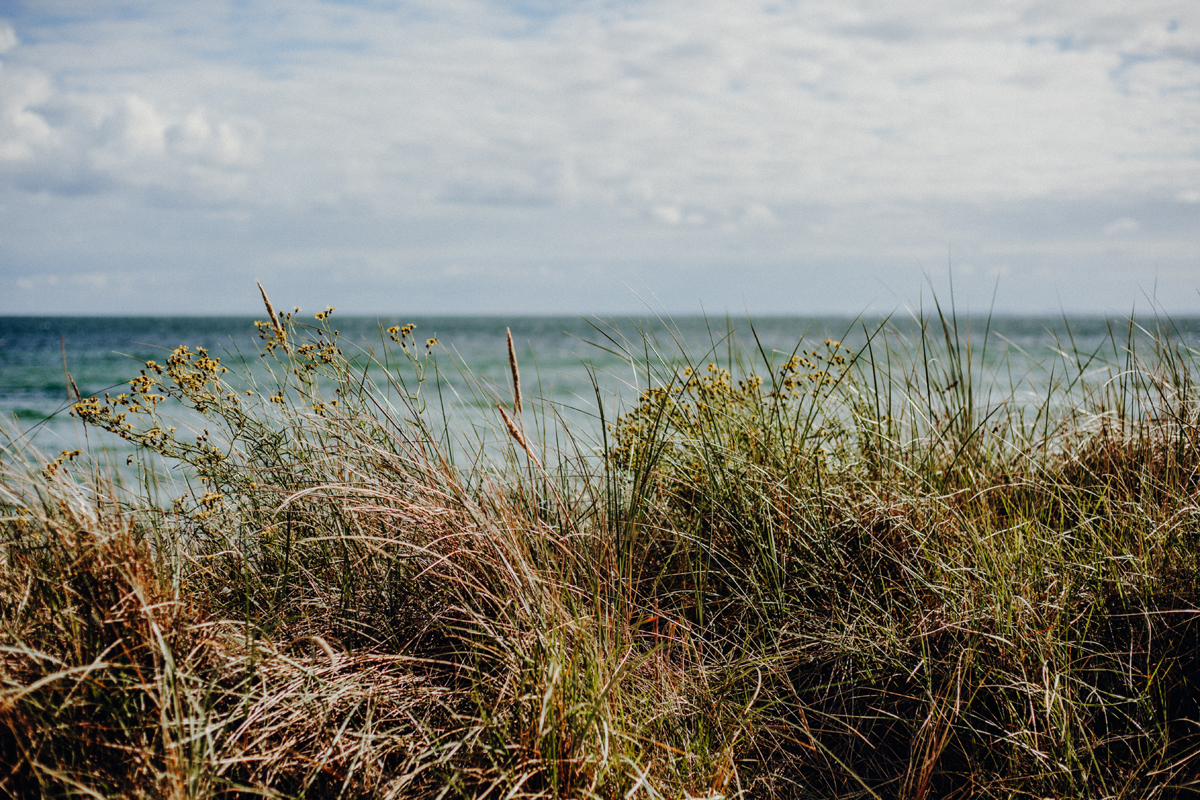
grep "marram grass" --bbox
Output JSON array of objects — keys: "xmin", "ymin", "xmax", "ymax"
[{"xmin": 3, "ymin": 295, "xmax": 1200, "ymax": 798}]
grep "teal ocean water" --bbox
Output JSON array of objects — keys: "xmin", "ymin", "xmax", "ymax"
[{"xmin": 4, "ymin": 314, "xmax": 1198, "ymax": 465}]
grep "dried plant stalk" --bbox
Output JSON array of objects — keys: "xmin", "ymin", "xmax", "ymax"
[
  {"xmin": 498, "ymin": 403, "xmax": 539, "ymax": 468},
  {"xmin": 506, "ymin": 326, "xmax": 522, "ymax": 416},
  {"xmin": 257, "ymin": 281, "xmax": 285, "ymax": 341}
]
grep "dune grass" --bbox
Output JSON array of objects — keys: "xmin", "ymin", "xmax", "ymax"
[{"xmin": 2, "ymin": 294, "xmax": 1200, "ymax": 798}]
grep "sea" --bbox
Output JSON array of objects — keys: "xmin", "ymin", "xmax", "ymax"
[{"xmin": 3, "ymin": 314, "xmax": 1198, "ymax": 470}]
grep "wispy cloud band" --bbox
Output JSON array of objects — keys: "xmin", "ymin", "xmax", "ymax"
[{"xmin": 0, "ymin": 2, "xmax": 1197, "ymax": 313}]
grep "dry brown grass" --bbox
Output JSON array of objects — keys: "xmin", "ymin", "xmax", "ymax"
[{"xmin": 4, "ymin": 303, "xmax": 1200, "ymax": 797}]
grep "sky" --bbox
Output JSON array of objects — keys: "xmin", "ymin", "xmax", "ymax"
[{"xmin": 0, "ymin": 0, "xmax": 1197, "ymax": 316}]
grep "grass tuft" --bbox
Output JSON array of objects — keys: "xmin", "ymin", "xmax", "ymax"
[{"xmin": 3, "ymin": 296, "xmax": 1200, "ymax": 797}]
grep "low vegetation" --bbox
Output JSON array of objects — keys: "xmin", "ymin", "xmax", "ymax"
[{"xmin": 3, "ymin": 291, "xmax": 1199, "ymax": 798}]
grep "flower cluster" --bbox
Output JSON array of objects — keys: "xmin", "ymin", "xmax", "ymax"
[
  {"xmin": 609, "ymin": 340, "xmax": 854, "ymax": 480},
  {"xmin": 66, "ymin": 298, "xmax": 442, "ymax": 524},
  {"xmin": 311, "ymin": 399, "xmax": 340, "ymax": 416},
  {"xmin": 773, "ymin": 341, "xmax": 847, "ymax": 397},
  {"xmin": 387, "ymin": 323, "xmax": 416, "ymax": 347},
  {"xmin": 292, "ymin": 340, "xmax": 342, "ymax": 375},
  {"xmin": 609, "ymin": 361, "xmax": 771, "ymax": 471},
  {"xmin": 41, "ymin": 449, "xmax": 81, "ymax": 479},
  {"xmin": 69, "ymin": 346, "xmax": 236, "ymax": 466},
  {"xmin": 254, "ymin": 320, "xmax": 283, "ymax": 352},
  {"xmin": 192, "ymin": 491, "xmax": 225, "ymax": 521}
]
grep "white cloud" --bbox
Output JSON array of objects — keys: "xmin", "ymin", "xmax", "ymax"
[
  {"xmin": 14, "ymin": 274, "xmax": 58, "ymax": 291},
  {"xmin": 71, "ymin": 272, "xmax": 108, "ymax": 289},
  {"xmin": 652, "ymin": 205, "xmax": 682, "ymax": 224},
  {"xmin": 0, "ymin": 20, "xmax": 15, "ymax": 55},
  {"xmin": 741, "ymin": 203, "xmax": 777, "ymax": 227},
  {"xmin": 0, "ymin": 2, "xmax": 1198, "ymax": 314},
  {"xmin": 1104, "ymin": 217, "xmax": 1141, "ymax": 236},
  {"xmin": 5, "ymin": 1, "xmax": 1198, "ymax": 217},
  {"xmin": 0, "ymin": 47, "xmax": 258, "ymax": 197}
]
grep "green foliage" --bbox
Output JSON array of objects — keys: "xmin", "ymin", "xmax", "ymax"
[
  {"xmin": 609, "ymin": 340, "xmax": 853, "ymax": 476},
  {"xmin": 3, "ymin": 293, "xmax": 1200, "ymax": 798}
]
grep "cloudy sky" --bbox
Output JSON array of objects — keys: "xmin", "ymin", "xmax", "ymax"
[{"xmin": 0, "ymin": 1, "xmax": 1197, "ymax": 316}]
